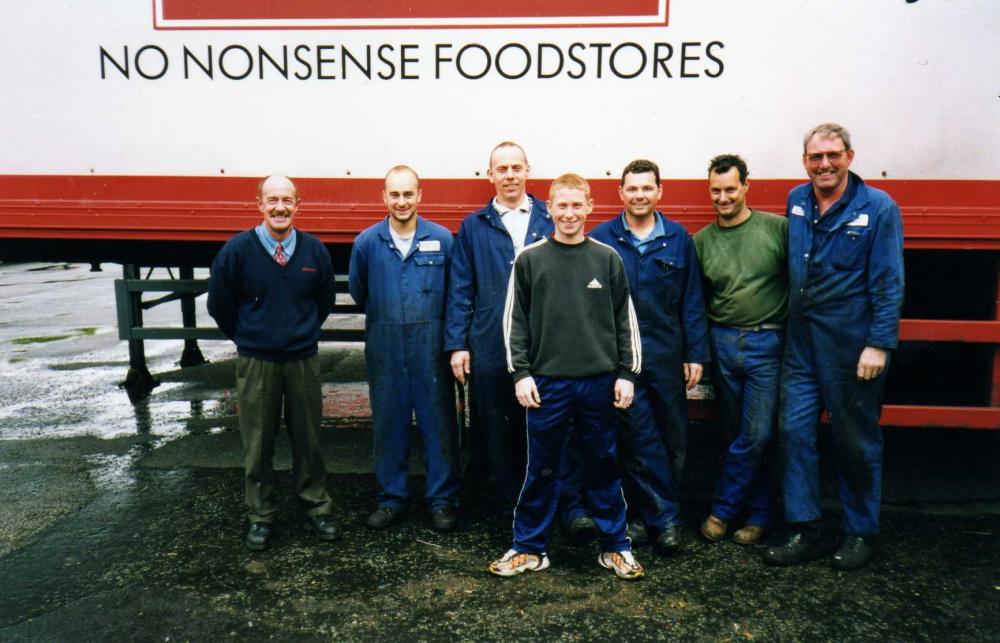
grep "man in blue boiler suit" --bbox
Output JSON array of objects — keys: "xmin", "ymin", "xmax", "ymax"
[{"xmin": 350, "ymin": 165, "xmax": 460, "ymax": 532}]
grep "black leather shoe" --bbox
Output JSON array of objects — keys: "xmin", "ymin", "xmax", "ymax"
[
  {"xmin": 763, "ymin": 531, "xmax": 825, "ymax": 566},
  {"xmin": 367, "ymin": 506, "xmax": 400, "ymax": 530},
  {"xmin": 430, "ymin": 506, "xmax": 458, "ymax": 532},
  {"xmin": 245, "ymin": 522, "xmax": 272, "ymax": 551},
  {"xmin": 832, "ymin": 536, "xmax": 874, "ymax": 570},
  {"xmin": 627, "ymin": 521, "xmax": 649, "ymax": 548},
  {"xmin": 568, "ymin": 516, "xmax": 599, "ymax": 545},
  {"xmin": 654, "ymin": 526, "xmax": 681, "ymax": 555},
  {"xmin": 306, "ymin": 514, "xmax": 339, "ymax": 542}
]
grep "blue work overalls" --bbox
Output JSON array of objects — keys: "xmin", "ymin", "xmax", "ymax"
[
  {"xmin": 349, "ymin": 217, "xmax": 460, "ymax": 511},
  {"xmin": 781, "ymin": 173, "xmax": 904, "ymax": 536},
  {"xmin": 588, "ymin": 212, "xmax": 710, "ymax": 531},
  {"xmin": 444, "ymin": 196, "xmax": 552, "ymax": 507}
]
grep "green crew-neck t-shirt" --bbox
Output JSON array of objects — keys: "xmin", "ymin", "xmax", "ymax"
[{"xmin": 693, "ymin": 210, "xmax": 788, "ymax": 327}]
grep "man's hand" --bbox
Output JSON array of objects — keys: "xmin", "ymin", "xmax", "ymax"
[
  {"xmin": 856, "ymin": 347, "xmax": 887, "ymax": 381},
  {"xmin": 450, "ymin": 350, "xmax": 471, "ymax": 384},
  {"xmin": 683, "ymin": 363, "xmax": 704, "ymax": 389},
  {"xmin": 515, "ymin": 377, "xmax": 541, "ymax": 408},
  {"xmin": 613, "ymin": 378, "xmax": 634, "ymax": 409}
]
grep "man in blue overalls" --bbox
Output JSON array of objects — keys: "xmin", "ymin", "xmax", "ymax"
[
  {"xmin": 590, "ymin": 159, "xmax": 710, "ymax": 554},
  {"xmin": 349, "ymin": 165, "xmax": 460, "ymax": 532},
  {"xmin": 764, "ymin": 123, "xmax": 904, "ymax": 570},
  {"xmin": 445, "ymin": 143, "xmax": 558, "ymax": 515}
]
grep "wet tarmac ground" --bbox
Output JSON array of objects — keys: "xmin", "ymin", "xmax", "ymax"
[{"xmin": 1, "ymin": 262, "xmax": 999, "ymax": 642}]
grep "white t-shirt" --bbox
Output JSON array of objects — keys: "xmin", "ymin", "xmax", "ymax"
[
  {"xmin": 389, "ymin": 225, "xmax": 414, "ymax": 258},
  {"xmin": 493, "ymin": 194, "xmax": 533, "ymax": 253}
]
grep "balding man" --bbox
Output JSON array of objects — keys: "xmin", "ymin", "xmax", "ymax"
[
  {"xmin": 208, "ymin": 175, "xmax": 338, "ymax": 551},
  {"xmin": 445, "ymin": 142, "xmax": 554, "ymax": 513},
  {"xmin": 349, "ymin": 166, "xmax": 460, "ymax": 532}
]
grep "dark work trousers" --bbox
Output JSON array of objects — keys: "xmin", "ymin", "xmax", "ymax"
[
  {"xmin": 708, "ymin": 325, "xmax": 782, "ymax": 528},
  {"xmin": 512, "ymin": 373, "xmax": 629, "ymax": 555},
  {"xmin": 469, "ymin": 364, "xmax": 527, "ymax": 510},
  {"xmin": 779, "ymin": 319, "xmax": 887, "ymax": 536},
  {"xmin": 236, "ymin": 354, "xmax": 334, "ymax": 523},
  {"xmin": 617, "ymin": 368, "xmax": 687, "ymax": 532}
]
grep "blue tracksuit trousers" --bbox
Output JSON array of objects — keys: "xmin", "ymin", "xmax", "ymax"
[
  {"xmin": 708, "ymin": 325, "xmax": 781, "ymax": 527},
  {"xmin": 512, "ymin": 373, "xmax": 630, "ymax": 554}
]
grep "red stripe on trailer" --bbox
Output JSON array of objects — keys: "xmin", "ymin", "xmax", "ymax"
[
  {"xmin": 2, "ymin": 175, "xmax": 1000, "ymax": 249},
  {"xmin": 160, "ymin": 0, "xmax": 658, "ymax": 20},
  {"xmin": 691, "ymin": 402, "xmax": 1000, "ymax": 430},
  {"xmin": 899, "ymin": 320, "xmax": 1000, "ymax": 344}
]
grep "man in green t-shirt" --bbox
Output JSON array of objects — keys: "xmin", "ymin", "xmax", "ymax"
[{"xmin": 693, "ymin": 154, "xmax": 788, "ymax": 545}]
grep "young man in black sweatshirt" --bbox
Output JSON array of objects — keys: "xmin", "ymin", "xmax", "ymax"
[{"xmin": 489, "ymin": 174, "xmax": 644, "ymax": 580}]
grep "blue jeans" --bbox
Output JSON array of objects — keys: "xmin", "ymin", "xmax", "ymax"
[
  {"xmin": 708, "ymin": 325, "xmax": 782, "ymax": 527},
  {"xmin": 512, "ymin": 373, "xmax": 629, "ymax": 554}
]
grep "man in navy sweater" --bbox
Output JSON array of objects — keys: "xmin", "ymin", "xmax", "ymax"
[{"xmin": 208, "ymin": 175, "xmax": 338, "ymax": 551}]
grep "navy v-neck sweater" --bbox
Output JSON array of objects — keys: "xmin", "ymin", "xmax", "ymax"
[{"xmin": 208, "ymin": 229, "xmax": 335, "ymax": 363}]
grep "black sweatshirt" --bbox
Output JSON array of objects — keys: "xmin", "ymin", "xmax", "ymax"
[{"xmin": 503, "ymin": 236, "xmax": 641, "ymax": 383}]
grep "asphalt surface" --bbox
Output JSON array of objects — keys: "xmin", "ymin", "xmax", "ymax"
[{"xmin": 1, "ymin": 261, "xmax": 998, "ymax": 642}]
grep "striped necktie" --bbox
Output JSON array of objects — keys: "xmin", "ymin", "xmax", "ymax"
[{"xmin": 274, "ymin": 242, "xmax": 288, "ymax": 266}]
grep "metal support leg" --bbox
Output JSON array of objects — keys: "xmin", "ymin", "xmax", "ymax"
[
  {"xmin": 178, "ymin": 265, "xmax": 206, "ymax": 368},
  {"xmin": 121, "ymin": 263, "xmax": 158, "ymax": 400}
]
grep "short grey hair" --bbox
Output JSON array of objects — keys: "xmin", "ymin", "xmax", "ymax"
[{"xmin": 803, "ymin": 122, "xmax": 852, "ymax": 152}]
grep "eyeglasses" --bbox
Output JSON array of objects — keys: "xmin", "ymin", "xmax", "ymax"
[{"xmin": 805, "ymin": 150, "xmax": 848, "ymax": 165}]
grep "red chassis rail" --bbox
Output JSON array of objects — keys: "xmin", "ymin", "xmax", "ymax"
[{"xmin": 1, "ymin": 174, "xmax": 998, "ymax": 430}]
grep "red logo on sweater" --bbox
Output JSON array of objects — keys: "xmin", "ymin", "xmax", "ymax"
[{"xmin": 302, "ymin": 267, "xmax": 317, "ymax": 273}]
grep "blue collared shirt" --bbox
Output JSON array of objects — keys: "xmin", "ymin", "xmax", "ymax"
[
  {"xmin": 255, "ymin": 225, "xmax": 297, "ymax": 259},
  {"xmin": 621, "ymin": 213, "xmax": 666, "ymax": 255}
]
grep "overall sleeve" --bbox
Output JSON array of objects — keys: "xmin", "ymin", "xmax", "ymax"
[
  {"xmin": 347, "ymin": 236, "xmax": 369, "ymax": 312},
  {"xmin": 503, "ymin": 254, "xmax": 533, "ymax": 383},
  {"xmin": 865, "ymin": 201, "xmax": 905, "ymax": 349},
  {"xmin": 611, "ymin": 253, "xmax": 641, "ymax": 382},
  {"xmin": 441, "ymin": 231, "xmax": 455, "ymax": 300},
  {"xmin": 316, "ymin": 241, "xmax": 335, "ymax": 324},
  {"xmin": 444, "ymin": 221, "xmax": 476, "ymax": 352},
  {"xmin": 207, "ymin": 244, "xmax": 239, "ymax": 340},
  {"xmin": 680, "ymin": 233, "xmax": 711, "ymax": 364}
]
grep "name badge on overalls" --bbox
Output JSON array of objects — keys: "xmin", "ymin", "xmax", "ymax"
[{"xmin": 418, "ymin": 240, "xmax": 441, "ymax": 252}]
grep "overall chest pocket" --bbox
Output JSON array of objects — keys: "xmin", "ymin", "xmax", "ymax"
[
  {"xmin": 649, "ymin": 255, "xmax": 685, "ymax": 303},
  {"xmin": 412, "ymin": 252, "xmax": 446, "ymax": 292},
  {"xmin": 830, "ymin": 228, "xmax": 869, "ymax": 270}
]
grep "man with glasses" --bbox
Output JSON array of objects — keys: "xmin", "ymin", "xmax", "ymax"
[{"xmin": 763, "ymin": 123, "xmax": 904, "ymax": 570}]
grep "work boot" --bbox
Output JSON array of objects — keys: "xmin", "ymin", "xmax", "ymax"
[
  {"xmin": 831, "ymin": 535, "xmax": 875, "ymax": 571},
  {"xmin": 762, "ymin": 530, "xmax": 825, "ymax": 566},
  {"xmin": 627, "ymin": 521, "xmax": 649, "ymax": 547},
  {"xmin": 245, "ymin": 522, "xmax": 273, "ymax": 551},
  {"xmin": 654, "ymin": 526, "xmax": 681, "ymax": 555},
  {"xmin": 733, "ymin": 525, "xmax": 766, "ymax": 546},
  {"xmin": 367, "ymin": 506, "xmax": 401, "ymax": 530},
  {"xmin": 430, "ymin": 506, "xmax": 458, "ymax": 532},
  {"xmin": 568, "ymin": 516, "xmax": 599, "ymax": 545},
  {"xmin": 700, "ymin": 515, "xmax": 727, "ymax": 543},
  {"xmin": 305, "ymin": 514, "xmax": 339, "ymax": 542}
]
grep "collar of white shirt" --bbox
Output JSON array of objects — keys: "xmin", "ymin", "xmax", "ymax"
[{"xmin": 492, "ymin": 194, "xmax": 532, "ymax": 217}]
